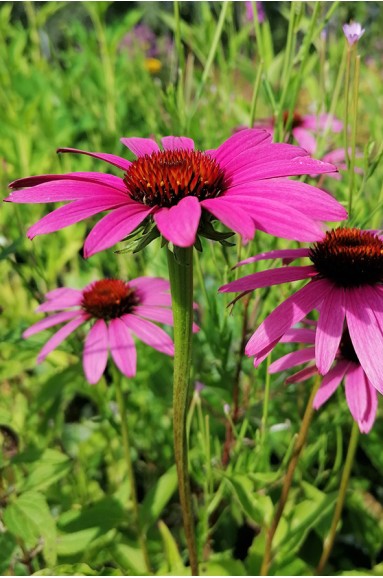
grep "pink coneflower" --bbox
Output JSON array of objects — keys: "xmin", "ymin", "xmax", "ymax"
[
  {"xmin": 220, "ymin": 227, "xmax": 383, "ymax": 395},
  {"xmin": 343, "ymin": 22, "xmax": 365, "ymax": 46},
  {"xmin": 253, "ymin": 112, "xmax": 343, "ymax": 155},
  {"xmin": 5, "ymin": 130, "xmax": 346, "ymax": 254},
  {"xmin": 269, "ymin": 323, "xmax": 378, "ymax": 433},
  {"xmin": 23, "ymin": 277, "xmax": 176, "ymax": 384}
]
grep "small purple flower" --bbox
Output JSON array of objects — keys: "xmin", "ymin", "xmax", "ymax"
[
  {"xmin": 343, "ymin": 22, "xmax": 365, "ymax": 46},
  {"xmin": 194, "ymin": 381, "xmax": 205, "ymax": 395},
  {"xmin": 245, "ymin": 1, "xmax": 265, "ymax": 24}
]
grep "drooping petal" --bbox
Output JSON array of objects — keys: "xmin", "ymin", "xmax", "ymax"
[
  {"xmin": 130, "ymin": 276, "xmax": 170, "ymax": 294},
  {"xmin": 27, "ymin": 198, "xmax": 127, "ymax": 239},
  {"xmin": 57, "ymin": 147, "xmax": 131, "ymax": 171},
  {"xmin": 120, "ymin": 137, "xmax": 160, "ymax": 157},
  {"xmin": 235, "ymin": 248, "xmax": 310, "ymax": 268},
  {"xmin": 6, "ymin": 179, "xmax": 128, "ymax": 204},
  {"xmin": 122, "ymin": 315, "xmax": 174, "ymax": 356},
  {"xmin": 219, "ymin": 265, "xmax": 316, "ymax": 293},
  {"xmin": 225, "ymin": 180, "xmax": 347, "ymax": 222},
  {"xmin": 344, "ymin": 363, "xmax": 377, "ymax": 433},
  {"xmin": 301, "ymin": 114, "xmax": 343, "ymax": 132},
  {"xmin": 45, "ymin": 287, "xmax": 83, "ymax": 300},
  {"xmin": 154, "ymin": 196, "xmax": 202, "ymax": 247},
  {"xmin": 286, "ymin": 365, "xmax": 318, "ymax": 384},
  {"xmin": 161, "ymin": 136, "xmax": 194, "ymax": 151},
  {"xmin": 224, "ymin": 143, "xmax": 309, "ymax": 174},
  {"xmin": 207, "ymin": 129, "xmax": 272, "ymax": 168},
  {"xmin": 246, "ymin": 279, "xmax": 329, "ymax": 357},
  {"xmin": 313, "ymin": 360, "xmax": 350, "ymax": 409},
  {"xmin": 108, "ymin": 318, "xmax": 137, "ymax": 378},
  {"xmin": 269, "ymin": 347, "xmax": 315, "ymax": 373},
  {"xmin": 292, "ymin": 127, "xmax": 317, "ymax": 155},
  {"xmin": 83, "ymin": 203, "xmax": 153, "ymax": 257},
  {"xmin": 83, "ymin": 319, "xmax": 109, "ymax": 384},
  {"xmin": 23, "ymin": 310, "xmax": 82, "ymax": 338},
  {"xmin": 201, "ymin": 198, "xmax": 255, "ymax": 241},
  {"xmin": 37, "ymin": 316, "xmax": 86, "ymax": 363},
  {"xmin": 134, "ymin": 305, "xmax": 173, "ymax": 325},
  {"xmin": 229, "ymin": 156, "xmax": 337, "ymax": 184},
  {"xmin": 360, "ymin": 376, "xmax": 378, "ymax": 433},
  {"xmin": 280, "ymin": 327, "xmax": 316, "ymax": 344},
  {"xmin": 315, "ymin": 287, "xmax": 345, "ymax": 374},
  {"xmin": 346, "ymin": 288, "xmax": 383, "ymax": 394},
  {"xmin": 37, "ymin": 288, "xmax": 83, "ymax": 311}
]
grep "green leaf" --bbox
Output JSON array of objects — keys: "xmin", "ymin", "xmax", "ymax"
[
  {"xmin": 33, "ymin": 563, "xmax": 98, "ymax": 576},
  {"xmin": 20, "ymin": 449, "xmax": 72, "ymax": 492},
  {"xmin": 4, "ymin": 491, "xmax": 57, "ymax": 566},
  {"xmin": 225, "ymin": 474, "xmax": 273, "ymax": 526},
  {"xmin": 0, "ymin": 532, "xmax": 19, "ymax": 574},
  {"xmin": 158, "ymin": 520, "xmax": 185, "ymax": 574},
  {"xmin": 110, "ymin": 542, "xmax": 147, "ymax": 576},
  {"xmin": 140, "ymin": 465, "xmax": 178, "ymax": 530}
]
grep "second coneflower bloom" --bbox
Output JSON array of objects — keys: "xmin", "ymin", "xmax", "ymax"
[
  {"xmin": 5, "ymin": 129, "xmax": 345, "ymax": 253},
  {"xmin": 24, "ymin": 277, "xmax": 177, "ymax": 384},
  {"xmin": 220, "ymin": 227, "xmax": 383, "ymax": 394}
]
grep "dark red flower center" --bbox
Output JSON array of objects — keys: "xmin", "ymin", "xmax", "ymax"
[
  {"xmin": 339, "ymin": 328, "xmax": 359, "ymax": 364},
  {"xmin": 81, "ymin": 279, "xmax": 140, "ymax": 320},
  {"xmin": 124, "ymin": 149, "xmax": 227, "ymax": 208},
  {"xmin": 309, "ymin": 228, "xmax": 383, "ymax": 288},
  {"xmin": 282, "ymin": 111, "xmax": 303, "ymax": 129}
]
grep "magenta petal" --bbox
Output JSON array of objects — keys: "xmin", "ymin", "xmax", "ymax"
[
  {"xmin": 154, "ymin": 196, "xmax": 201, "ymax": 247},
  {"xmin": 45, "ymin": 287, "xmax": 82, "ymax": 300},
  {"xmin": 37, "ymin": 288, "xmax": 83, "ymax": 311},
  {"xmin": 27, "ymin": 198, "xmax": 127, "ymax": 239},
  {"xmin": 23, "ymin": 310, "xmax": 81, "ymax": 338},
  {"xmin": 6, "ymin": 179, "xmax": 128, "ymax": 204},
  {"xmin": 122, "ymin": 315, "xmax": 174, "ymax": 356},
  {"xmin": 37, "ymin": 316, "xmax": 86, "ymax": 363},
  {"xmin": 8, "ymin": 172, "xmax": 126, "ymax": 192},
  {"xmin": 108, "ymin": 318, "xmax": 137, "ymax": 378},
  {"xmin": 161, "ymin": 136, "xmax": 194, "ymax": 151},
  {"xmin": 344, "ymin": 363, "xmax": 369, "ymax": 431},
  {"xmin": 219, "ymin": 265, "xmax": 316, "ymax": 293},
  {"xmin": 286, "ymin": 365, "xmax": 318, "ymax": 384},
  {"xmin": 360, "ymin": 376, "xmax": 378, "ymax": 433},
  {"xmin": 208, "ymin": 129, "xmax": 272, "ymax": 168},
  {"xmin": 230, "ymin": 157, "xmax": 337, "ymax": 183},
  {"xmin": 315, "ymin": 287, "xmax": 345, "ymax": 374},
  {"xmin": 346, "ymin": 287, "xmax": 383, "ymax": 394},
  {"xmin": 57, "ymin": 147, "xmax": 131, "ymax": 171},
  {"xmin": 269, "ymin": 347, "xmax": 315, "ymax": 373},
  {"xmin": 201, "ymin": 198, "xmax": 255, "ymax": 241},
  {"xmin": 130, "ymin": 276, "xmax": 170, "ymax": 295},
  {"xmin": 236, "ymin": 248, "xmax": 310, "ymax": 268},
  {"xmin": 301, "ymin": 114, "xmax": 343, "ymax": 132},
  {"xmin": 120, "ymin": 137, "xmax": 160, "ymax": 157},
  {"xmin": 134, "ymin": 305, "xmax": 173, "ymax": 325},
  {"xmin": 224, "ymin": 143, "xmax": 309, "ymax": 174},
  {"xmin": 245, "ymin": 279, "xmax": 329, "ymax": 357},
  {"xmin": 83, "ymin": 203, "xmax": 153, "ymax": 257},
  {"xmin": 83, "ymin": 319, "xmax": 109, "ymax": 384},
  {"xmin": 292, "ymin": 127, "xmax": 317, "ymax": 155},
  {"xmin": 313, "ymin": 360, "xmax": 350, "ymax": 409},
  {"xmin": 280, "ymin": 328, "xmax": 316, "ymax": 344}
]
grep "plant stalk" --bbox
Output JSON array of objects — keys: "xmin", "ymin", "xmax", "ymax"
[
  {"xmin": 167, "ymin": 246, "xmax": 199, "ymax": 576},
  {"xmin": 260, "ymin": 379, "xmax": 320, "ymax": 576},
  {"xmin": 315, "ymin": 420, "xmax": 360, "ymax": 575}
]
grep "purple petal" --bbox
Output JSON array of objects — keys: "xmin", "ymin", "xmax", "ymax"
[
  {"xmin": 236, "ymin": 248, "xmax": 310, "ymax": 268},
  {"xmin": 8, "ymin": 172, "xmax": 126, "ymax": 192},
  {"xmin": 161, "ymin": 136, "xmax": 194, "ymax": 151},
  {"xmin": 108, "ymin": 318, "xmax": 137, "ymax": 378},
  {"xmin": 225, "ymin": 180, "xmax": 347, "ymax": 221},
  {"xmin": 122, "ymin": 315, "xmax": 174, "ymax": 355},
  {"xmin": 224, "ymin": 143, "xmax": 309, "ymax": 175},
  {"xmin": 23, "ymin": 310, "xmax": 82, "ymax": 338},
  {"xmin": 280, "ymin": 328, "xmax": 316, "ymax": 344},
  {"xmin": 134, "ymin": 305, "xmax": 173, "ymax": 325},
  {"xmin": 207, "ymin": 129, "xmax": 272, "ymax": 168},
  {"xmin": 360, "ymin": 376, "xmax": 378, "ymax": 433},
  {"xmin": 230, "ymin": 157, "xmax": 337, "ymax": 184},
  {"xmin": 27, "ymin": 198, "xmax": 127, "ymax": 239},
  {"xmin": 45, "ymin": 287, "xmax": 83, "ymax": 300},
  {"xmin": 315, "ymin": 287, "xmax": 345, "ymax": 374},
  {"xmin": 286, "ymin": 365, "xmax": 318, "ymax": 384},
  {"xmin": 83, "ymin": 203, "xmax": 153, "ymax": 257},
  {"xmin": 120, "ymin": 137, "xmax": 160, "ymax": 157},
  {"xmin": 313, "ymin": 360, "xmax": 350, "ymax": 409},
  {"xmin": 245, "ymin": 279, "xmax": 329, "ymax": 357},
  {"xmin": 6, "ymin": 179, "xmax": 128, "ymax": 204},
  {"xmin": 37, "ymin": 288, "xmax": 83, "ymax": 311},
  {"xmin": 83, "ymin": 319, "xmax": 109, "ymax": 384},
  {"xmin": 154, "ymin": 196, "xmax": 201, "ymax": 247},
  {"xmin": 37, "ymin": 316, "xmax": 86, "ymax": 363},
  {"xmin": 291, "ymin": 127, "xmax": 317, "ymax": 155},
  {"xmin": 344, "ymin": 363, "xmax": 376, "ymax": 433},
  {"xmin": 57, "ymin": 148, "xmax": 131, "ymax": 171},
  {"xmin": 130, "ymin": 276, "xmax": 170, "ymax": 294},
  {"xmin": 269, "ymin": 347, "xmax": 315, "ymax": 373},
  {"xmin": 346, "ymin": 287, "xmax": 383, "ymax": 394},
  {"xmin": 201, "ymin": 198, "xmax": 255, "ymax": 241},
  {"xmin": 301, "ymin": 114, "xmax": 343, "ymax": 132},
  {"xmin": 219, "ymin": 265, "xmax": 316, "ymax": 293}
]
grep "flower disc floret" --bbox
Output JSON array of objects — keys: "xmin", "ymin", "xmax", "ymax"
[
  {"xmin": 81, "ymin": 279, "xmax": 139, "ymax": 319},
  {"xmin": 309, "ymin": 228, "xmax": 383, "ymax": 287},
  {"xmin": 124, "ymin": 149, "xmax": 227, "ymax": 208}
]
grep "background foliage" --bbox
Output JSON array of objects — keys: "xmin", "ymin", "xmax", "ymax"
[{"xmin": 2, "ymin": 1, "xmax": 383, "ymax": 575}]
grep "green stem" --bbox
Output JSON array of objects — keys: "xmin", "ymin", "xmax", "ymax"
[
  {"xmin": 315, "ymin": 420, "xmax": 360, "ymax": 575},
  {"xmin": 260, "ymin": 378, "xmax": 320, "ymax": 576},
  {"xmin": 114, "ymin": 378, "xmax": 152, "ymax": 574},
  {"xmin": 167, "ymin": 246, "xmax": 199, "ymax": 576},
  {"xmin": 348, "ymin": 54, "xmax": 360, "ymax": 220}
]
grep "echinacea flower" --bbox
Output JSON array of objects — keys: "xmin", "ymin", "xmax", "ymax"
[
  {"xmin": 220, "ymin": 227, "xmax": 383, "ymax": 395},
  {"xmin": 23, "ymin": 277, "xmax": 177, "ymax": 384},
  {"xmin": 269, "ymin": 323, "xmax": 378, "ymax": 433},
  {"xmin": 343, "ymin": 22, "xmax": 365, "ymax": 46},
  {"xmin": 5, "ymin": 130, "xmax": 346, "ymax": 254}
]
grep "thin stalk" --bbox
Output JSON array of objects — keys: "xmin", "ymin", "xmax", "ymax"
[
  {"xmin": 167, "ymin": 246, "xmax": 199, "ymax": 576},
  {"xmin": 174, "ymin": 1, "xmax": 185, "ymax": 72},
  {"xmin": 348, "ymin": 54, "xmax": 360, "ymax": 219},
  {"xmin": 259, "ymin": 354, "xmax": 272, "ymax": 449},
  {"xmin": 249, "ymin": 63, "xmax": 263, "ymax": 128},
  {"xmin": 315, "ymin": 421, "xmax": 360, "ymax": 575},
  {"xmin": 260, "ymin": 378, "xmax": 320, "ymax": 576},
  {"xmin": 114, "ymin": 378, "xmax": 152, "ymax": 574},
  {"xmin": 343, "ymin": 45, "xmax": 352, "ymax": 169}
]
